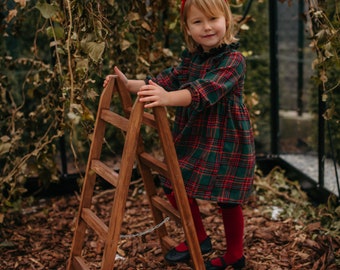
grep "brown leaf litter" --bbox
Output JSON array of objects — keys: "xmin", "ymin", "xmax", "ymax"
[{"xmin": 0, "ymin": 167, "xmax": 339, "ymax": 269}]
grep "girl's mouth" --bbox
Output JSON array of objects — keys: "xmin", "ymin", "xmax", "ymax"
[{"xmin": 202, "ymin": 34, "xmax": 215, "ymax": 38}]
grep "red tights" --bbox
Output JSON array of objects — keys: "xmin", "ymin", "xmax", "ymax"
[
  {"xmin": 211, "ymin": 204, "xmax": 244, "ymax": 265},
  {"xmin": 166, "ymin": 192, "xmax": 244, "ymax": 264},
  {"xmin": 166, "ymin": 192, "xmax": 207, "ymax": 251}
]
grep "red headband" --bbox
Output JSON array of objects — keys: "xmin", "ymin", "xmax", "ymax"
[{"xmin": 181, "ymin": 0, "xmax": 186, "ymax": 14}]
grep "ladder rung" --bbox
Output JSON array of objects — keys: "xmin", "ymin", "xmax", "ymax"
[
  {"xmin": 142, "ymin": 111, "xmax": 157, "ymax": 128},
  {"xmin": 139, "ymin": 152, "xmax": 169, "ymax": 177},
  {"xmin": 161, "ymin": 235, "xmax": 177, "ymax": 250},
  {"xmin": 151, "ymin": 195, "xmax": 181, "ymax": 224},
  {"xmin": 125, "ymin": 107, "xmax": 157, "ymax": 129},
  {"xmin": 101, "ymin": 109, "xmax": 129, "ymax": 131},
  {"xmin": 91, "ymin": 160, "xmax": 118, "ymax": 187},
  {"xmin": 72, "ymin": 256, "xmax": 90, "ymax": 270},
  {"xmin": 82, "ymin": 208, "xmax": 108, "ymax": 240}
]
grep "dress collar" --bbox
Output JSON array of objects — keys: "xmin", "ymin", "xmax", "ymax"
[{"xmin": 196, "ymin": 43, "xmax": 239, "ymax": 58}]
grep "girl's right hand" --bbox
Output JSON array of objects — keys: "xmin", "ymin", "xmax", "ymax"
[
  {"xmin": 114, "ymin": 66, "xmax": 128, "ymax": 86},
  {"xmin": 103, "ymin": 66, "xmax": 128, "ymax": 88},
  {"xmin": 103, "ymin": 75, "xmax": 115, "ymax": 88},
  {"xmin": 104, "ymin": 66, "xmax": 144, "ymax": 94}
]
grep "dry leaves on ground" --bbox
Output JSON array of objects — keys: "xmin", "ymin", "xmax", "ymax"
[{"xmin": 0, "ymin": 167, "xmax": 339, "ymax": 269}]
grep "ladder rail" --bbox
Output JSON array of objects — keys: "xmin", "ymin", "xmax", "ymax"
[
  {"xmin": 153, "ymin": 106, "xmax": 205, "ymax": 269},
  {"xmin": 114, "ymin": 77, "xmax": 205, "ymax": 269},
  {"xmin": 115, "ymin": 77, "xmax": 173, "ymax": 258},
  {"xmin": 67, "ymin": 76, "xmax": 117, "ymax": 269},
  {"xmin": 101, "ymin": 98, "xmax": 145, "ymax": 269}
]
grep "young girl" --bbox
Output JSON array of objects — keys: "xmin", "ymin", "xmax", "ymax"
[{"xmin": 104, "ymin": 0, "xmax": 255, "ymax": 269}]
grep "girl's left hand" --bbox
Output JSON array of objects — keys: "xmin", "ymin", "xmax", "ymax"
[{"xmin": 138, "ymin": 80, "xmax": 169, "ymax": 108}]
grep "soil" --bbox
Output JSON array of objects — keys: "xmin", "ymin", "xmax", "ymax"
[{"xmin": 0, "ymin": 178, "xmax": 339, "ymax": 270}]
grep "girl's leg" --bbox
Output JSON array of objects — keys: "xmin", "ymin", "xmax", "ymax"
[
  {"xmin": 208, "ymin": 203, "xmax": 244, "ymax": 267},
  {"xmin": 165, "ymin": 191, "xmax": 208, "ymax": 250},
  {"xmin": 221, "ymin": 204, "xmax": 244, "ymax": 262},
  {"xmin": 164, "ymin": 189, "xmax": 212, "ymax": 262}
]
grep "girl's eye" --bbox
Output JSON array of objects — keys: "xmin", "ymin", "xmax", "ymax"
[{"xmin": 193, "ymin": 20, "xmax": 201, "ymax": 24}]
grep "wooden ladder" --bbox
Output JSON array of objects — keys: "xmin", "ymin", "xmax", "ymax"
[{"xmin": 67, "ymin": 75, "xmax": 205, "ymax": 269}]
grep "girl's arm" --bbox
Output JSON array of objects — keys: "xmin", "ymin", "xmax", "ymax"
[
  {"xmin": 138, "ymin": 80, "xmax": 192, "ymax": 108},
  {"xmin": 104, "ymin": 67, "xmax": 191, "ymax": 108},
  {"xmin": 103, "ymin": 66, "xmax": 145, "ymax": 94},
  {"xmin": 114, "ymin": 66, "xmax": 145, "ymax": 94}
]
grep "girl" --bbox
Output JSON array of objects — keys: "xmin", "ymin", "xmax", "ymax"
[{"xmin": 104, "ymin": 0, "xmax": 255, "ymax": 269}]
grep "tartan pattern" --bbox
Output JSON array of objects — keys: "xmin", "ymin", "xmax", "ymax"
[{"xmin": 153, "ymin": 44, "xmax": 255, "ymax": 204}]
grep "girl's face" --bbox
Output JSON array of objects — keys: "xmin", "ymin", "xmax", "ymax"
[{"xmin": 185, "ymin": 4, "xmax": 226, "ymax": 52}]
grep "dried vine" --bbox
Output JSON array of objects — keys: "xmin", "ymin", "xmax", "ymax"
[
  {"xmin": 306, "ymin": 0, "xmax": 340, "ymax": 120},
  {"xmin": 0, "ymin": 0, "xmax": 175, "ymax": 217}
]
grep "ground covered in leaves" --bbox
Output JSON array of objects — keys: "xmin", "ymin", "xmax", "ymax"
[{"xmin": 1, "ymin": 167, "xmax": 339, "ymax": 269}]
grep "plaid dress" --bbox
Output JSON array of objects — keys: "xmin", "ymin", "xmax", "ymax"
[{"xmin": 152, "ymin": 43, "xmax": 255, "ymax": 204}]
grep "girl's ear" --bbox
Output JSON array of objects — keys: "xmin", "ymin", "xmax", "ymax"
[{"xmin": 185, "ymin": 25, "xmax": 191, "ymax": 36}]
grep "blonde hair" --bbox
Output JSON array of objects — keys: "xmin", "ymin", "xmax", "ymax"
[{"xmin": 180, "ymin": 0, "xmax": 238, "ymax": 52}]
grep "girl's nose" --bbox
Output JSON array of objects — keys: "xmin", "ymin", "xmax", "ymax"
[{"xmin": 203, "ymin": 21, "xmax": 212, "ymax": 30}]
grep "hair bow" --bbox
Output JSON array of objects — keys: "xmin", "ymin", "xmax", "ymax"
[{"xmin": 181, "ymin": 0, "xmax": 186, "ymax": 14}]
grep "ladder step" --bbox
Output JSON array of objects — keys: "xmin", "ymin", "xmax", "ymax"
[
  {"xmin": 72, "ymin": 256, "xmax": 90, "ymax": 270},
  {"xmin": 91, "ymin": 160, "xmax": 119, "ymax": 187},
  {"xmin": 101, "ymin": 109, "xmax": 129, "ymax": 131},
  {"xmin": 142, "ymin": 111, "xmax": 157, "ymax": 128},
  {"xmin": 161, "ymin": 235, "xmax": 177, "ymax": 251},
  {"xmin": 101, "ymin": 107, "xmax": 156, "ymax": 133},
  {"xmin": 151, "ymin": 195, "xmax": 181, "ymax": 224},
  {"xmin": 125, "ymin": 107, "xmax": 157, "ymax": 129},
  {"xmin": 139, "ymin": 152, "xmax": 169, "ymax": 177},
  {"xmin": 82, "ymin": 208, "xmax": 108, "ymax": 240}
]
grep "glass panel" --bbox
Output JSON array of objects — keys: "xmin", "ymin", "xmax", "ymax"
[{"xmin": 277, "ymin": 2, "xmax": 339, "ymax": 196}]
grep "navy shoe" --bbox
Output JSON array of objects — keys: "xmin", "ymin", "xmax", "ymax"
[
  {"xmin": 165, "ymin": 236, "xmax": 212, "ymax": 263},
  {"xmin": 205, "ymin": 256, "xmax": 245, "ymax": 270}
]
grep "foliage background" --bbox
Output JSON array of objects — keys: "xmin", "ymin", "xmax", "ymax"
[{"xmin": 0, "ymin": 0, "xmax": 339, "ymax": 218}]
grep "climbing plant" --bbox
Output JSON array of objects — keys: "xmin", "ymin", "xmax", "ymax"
[
  {"xmin": 306, "ymin": 0, "xmax": 340, "ymax": 161},
  {"xmin": 307, "ymin": 0, "xmax": 339, "ymax": 120},
  {"xmin": 0, "ymin": 0, "xmax": 169, "ymax": 215},
  {"xmin": 0, "ymin": 0, "xmax": 339, "ymax": 219}
]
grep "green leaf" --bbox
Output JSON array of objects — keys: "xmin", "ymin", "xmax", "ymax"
[
  {"xmin": 35, "ymin": 2, "xmax": 59, "ymax": 19},
  {"xmin": 169, "ymin": 21, "xmax": 177, "ymax": 30},
  {"xmin": 46, "ymin": 25, "xmax": 64, "ymax": 39}
]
